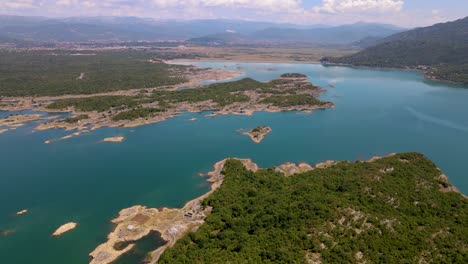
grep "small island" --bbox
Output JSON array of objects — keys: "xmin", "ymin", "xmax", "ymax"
[
  {"xmin": 242, "ymin": 126, "xmax": 272, "ymax": 143},
  {"xmin": 16, "ymin": 209, "xmax": 28, "ymax": 215},
  {"xmin": 52, "ymin": 222, "xmax": 77, "ymax": 236},
  {"xmin": 103, "ymin": 136, "xmax": 125, "ymax": 143}
]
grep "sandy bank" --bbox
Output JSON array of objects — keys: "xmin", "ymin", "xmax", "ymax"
[
  {"xmin": 103, "ymin": 136, "xmax": 125, "ymax": 143},
  {"xmin": 16, "ymin": 209, "xmax": 28, "ymax": 215},
  {"xmin": 52, "ymin": 222, "xmax": 77, "ymax": 236},
  {"xmin": 0, "ymin": 114, "xmax": 42, "ymax": 128}
]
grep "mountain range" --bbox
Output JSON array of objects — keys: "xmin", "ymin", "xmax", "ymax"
[
  {"xmin": 0, "ymin": 15, "xmax": 403, "ymax": 45},
  {"xmin": 188, "ymin": 22, "xmax": 404, "ymax": 45}
]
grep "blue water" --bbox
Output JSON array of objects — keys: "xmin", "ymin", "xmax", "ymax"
[{"xmin": 0, "ymin": 62, "xmax": 467, "ymax": 264}]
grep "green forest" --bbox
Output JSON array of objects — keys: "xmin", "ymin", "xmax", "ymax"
[
  {"xmin": 0, "ymin": 50, "xmax": 187, "ymax": 96},
  {"xmin": 429, "ymin": 65, "xmax": 468, "ymax": 85},
  {"xmin": 47, "ymin": 96, "xmax": 139, "ymax": 112},
  {"xmin": 260, "ymin": 95, "xmax": 327, "ymax": 107},
  {"xmin": 60, "ymin": 114, "xmax": 89, "ymax": 124},
  {"xmin": 159, "ymin": 153, "xmax": 468, "ymax": 263}
]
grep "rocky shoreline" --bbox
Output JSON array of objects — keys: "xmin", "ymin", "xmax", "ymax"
[
  {"xmin": 89, "ymin": 158, "xmax": 257, "ymax": 264},
  {"xmin": 0, "ymin": 72, "xmax": 334, "ymax": 143}
]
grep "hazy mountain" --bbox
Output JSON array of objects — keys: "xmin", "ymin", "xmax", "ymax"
[
  {"xmin": 0, "ymin": 15, "xmax": 403, "ymax": 44},
  {"xmin": 0, "ymin": 15, "xmax": 318, "ymax": 42},
  {"xmin": 350, "ymin": 36, "xmax": 384, "ymax": 48},
  {"xmin": 252, "ymin": 22, "xmax": 404, "ymax": 44},
  {"xmin": 189, "ymin": 22, "xmax": 404, "ymax": 45}
]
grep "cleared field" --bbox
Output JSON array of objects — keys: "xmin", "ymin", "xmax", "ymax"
[{"xmin": 163, "ymin": 46, "xmax": 356, "ymax": 62}]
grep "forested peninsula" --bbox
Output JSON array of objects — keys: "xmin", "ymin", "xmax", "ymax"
[{"xmin": 92, "ymin": 153, "xmax": 467, "ymax": 263}]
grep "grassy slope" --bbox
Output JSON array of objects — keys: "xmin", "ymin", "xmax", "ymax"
[{"xmin": 159, "ymin": 153, "xmax": 468, "ymax": 263}]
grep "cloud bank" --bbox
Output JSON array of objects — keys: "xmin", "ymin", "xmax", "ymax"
[{"xmin": 0, "ymin": 0, "xmax": 462, "ymax": 27}]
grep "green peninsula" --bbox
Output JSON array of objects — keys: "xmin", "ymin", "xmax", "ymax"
[
  {"xmin": 159, "ymin": 153, "xmax": 467, "ymax": 263},
  {"xmin": 2, "ymin": 73, "xmax": 332, "ymax": 136}
]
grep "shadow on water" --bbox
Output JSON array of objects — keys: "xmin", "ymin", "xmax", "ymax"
[
  {"xmin": 422, "ymin": 78, "xmax": 468, "ymax": 89},
  {"xmin": 112, "ymin": 231, "xmax": 166, "ymax": 264}
]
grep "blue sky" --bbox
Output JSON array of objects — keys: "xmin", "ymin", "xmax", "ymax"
[{"xmin": 0, "ymin": 0, "xmax": 466, "ymax": 27}]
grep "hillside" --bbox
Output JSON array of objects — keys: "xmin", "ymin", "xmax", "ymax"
[
  {"xmin": 158, "ymin": 153, "xmax": 467, "ymax": 263},
  {"xmin": 324, "ymin": 17, "xmax": 468, "ymax": 84},
  {"xmin": 253, "ymin": 22, "xmax": 403, "ymax": 44}
]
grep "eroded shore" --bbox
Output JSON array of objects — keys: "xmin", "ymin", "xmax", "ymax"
[
  {"xmin": 0, "ymin": 71, "xmax": 334, "ymax": 143},
  {"xmin": 89, "ymin": 158, "xmax": 258, "ymax": 264}
]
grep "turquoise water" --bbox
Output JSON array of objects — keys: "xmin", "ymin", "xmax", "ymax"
[{"xmin": 1, "ymin": 62, "xmax": 467, "ymax": 264}]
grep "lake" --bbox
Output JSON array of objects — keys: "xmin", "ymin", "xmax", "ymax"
[{"xmin": 1, "ymin": 62, "xmax": 467, "ymax": 263}]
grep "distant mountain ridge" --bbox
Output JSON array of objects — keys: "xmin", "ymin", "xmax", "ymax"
[
  {"xmin": 188, "ymin": 22, "xmax": 404, "ymax": 45},
  {"xmin": 253, "ymin": 22, "xmax": 404, "ymax": 44},
  {"xmin": 0, "ymin": 14, "xmax": 404, "ymax": 45}
]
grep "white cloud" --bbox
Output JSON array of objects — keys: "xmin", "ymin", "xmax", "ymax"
[
  {"xmin": 56, "ymin": 0, "xmax": 77, "ymax": 6},
  {"xmin": 0, "ymin": 0, "xmax": 460, "ymax": 28},
  {"xmin": 151, "ymin": 0, "xmax": 302, "ymax": 13},
  {"xmin": 313, "ymin": 0, "xmax": 404, "ymax": 14},
  {"xmin": 82, "ymin": 1, "xmax": 96, "ymax": 8}
]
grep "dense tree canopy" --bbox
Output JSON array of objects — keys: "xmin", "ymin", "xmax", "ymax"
[
  {"xmin": 0, "ymin": 50, "xmax": 187, "ymax": 96},
  {"xmin": 159, "ymin": 153, "xmax": 468, "ymax": 263}
]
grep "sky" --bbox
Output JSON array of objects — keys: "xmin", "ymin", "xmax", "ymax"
[{"xmin": 0, "ymin": 0, "xmax": 467, "ymax": 27}]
